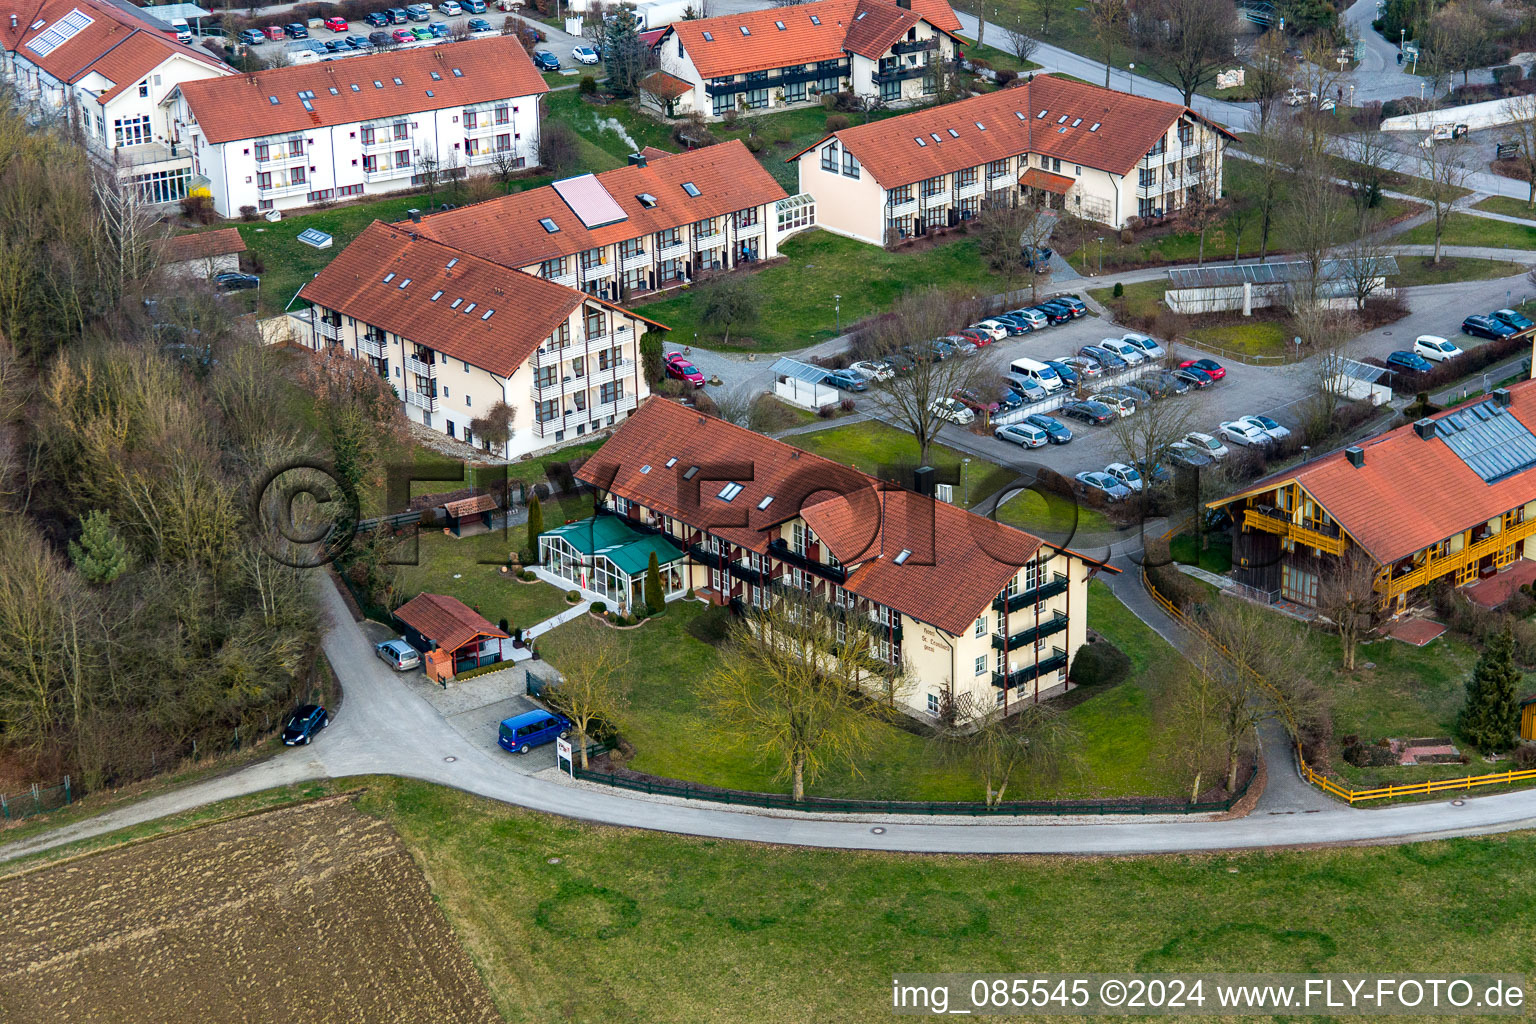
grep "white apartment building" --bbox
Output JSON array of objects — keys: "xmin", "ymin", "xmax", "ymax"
[
  {"xmin": 297, "ymin": 220, "xmax": 658, "ymax": 457},
  {"xmin": 792, "ymin": 74, "xmax": 1238, "ymax": 242},
  {"xmin": 0, "ymin": 0, "xmax": 231, "ymax": 203},
  {"xmin": 413, "ymin": 142, "xmax": 805, "ymax": 302},
  {"xmin": 169, "ymin": 34, "xmax": 545, "ymax": 217},
  {"xmin": 652, "ymin": 0, "xmax": 961, "ymax": 120}
]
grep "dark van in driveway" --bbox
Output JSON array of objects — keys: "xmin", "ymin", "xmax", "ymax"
[{"xmin": 498, "ymin": 709, "xmax": 570, "ymax": 754}]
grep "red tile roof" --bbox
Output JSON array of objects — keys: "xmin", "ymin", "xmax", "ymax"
[
  {"xmin": 442, "ymin": 493, "xmax": 499, "ymax": 517},
  {"xmin": 793, "ymin": 74, "xmax": 1238, "ymax": 186},
  {"xmin": 1217, "ymin": 378, "xmax": 1536, "ymax": 565},
  {"xmin": 299, "ymin": 220, "xmax": 667, "ymax": 377},
  {"xmin": 414, "ymin": 141, "xmax": 787, "ymax": 270},
  {"xmin": 639, "ymin": 69, "xmax": 694, "ymax": 100},
  {"xmin": 395, "ymin": 592, "xmax": 507, "ymax": 651},
  {"xmin": 1, "ymin": 0, "xmax": 228, "ymax": 101},
  {"xmin": 667, "ymin": 0, "xmax": 960, "ymax": 79},
  {"xmin": 178, "ymin": 35, "xmax": 546, "ymax": 145},
  {"xmin": 157, "ymin": 226, "xmax": 246, "ymax": 263},
  {"xmin": 578, "ymin": 397, "xmax": 1073, "ymax": 636},
  {"xmin": 1019, "ymin": 166, "xmax": 1076, "ymax": 193}
]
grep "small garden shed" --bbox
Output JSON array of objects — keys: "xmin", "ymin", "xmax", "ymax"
[{"xmin": 394, "ymin": 592, "xmax": 511, "ymax": 683}]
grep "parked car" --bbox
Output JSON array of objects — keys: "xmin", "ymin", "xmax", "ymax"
[
  {"xmin": 930, "ymin": 396, "xmax": 975, "ymax": 424},
  {"xmin": 1076, "ymin": 470, "xmax": 1133, "ymax": 502},
  {"xmin": 849, "ymin": 359, "xmax": 892, "ymax": 382},
  {"xmin": 1004, "ymin": 307, "xmax": 1048, "ymax": 331},
  {"xmin": 1053, "ymin": 296, "xmax": 1088, "ymax": 317},
  {"xmin": 1098, "ymin": 383, "xmax": 1150, "ymax": 406},
  {"xmin": 1030, "ymin": 302, "xmax": 1072, "ymax": 324},
  {"xmin": 347, "ymin": 34, "xmax": 371, "ymax": 47},
  {"xmin": 284, "ymin": 22, "xmax": 308, "ymax": 37},
  {"xmin": 823, "ymin": 368, "xmax": 868, "ymax": 392},
  {"xmin": 1136, "ymin": 371, "xmax": 1188, "ymax": 398},
  {"xmin": 463, "ymin": 0, "xmax": 487, "ymax": 11},
  {"xmin": 573, "ymin": 44, "xmax": 600, "ymax": 64},
  {"xmin": 1173, "ymin": 365, "xmax": 1213, "ymax": 389},
  {"xmin": 1183, "ymin": 430, "xmax": 1230, "ymax": 460},
  {"xmin": 1119, "ymin": 332, "xmax": 1166, "ymax": 359},
  {"xmin": 214, "ymin": 271, "xmax": 260, "ymax": 291},
  {"xmin": 1461, "ymin": 314, "xmax": 1515, "ymax": 340},
  {"xmin": 438, "ymin": 0, "xmax": 462, "ymax": 13},
  {"xmin": 498, "ymin": 709, "xmax": 570, "ymax": 755},
  {"xmin": 883, "ymin": 351, "xmax": 915, "ymax": 374},
  {"xmin": 411, "ymin": 25, "xmax": 433, "ymax": 39},
  {"xmin": 467, "ymin": 16, "xmax": 493, "ymax": 30},
  {"xmin": 1386, "ymin": 350, "xmax": 1434, "ymax": 374},
  {"xmin": 282, "ymin": 704, "xmax": 330, "ymax": 745},
  {"xmin": 392, "ymin": 27, "xmax": 415, "ymax": 41},
  {"xmin": 323, "ymin": 15, "xmax": 349, "ymax": 31},
  {"xmin": 992, "ymin": 386, "xmax": 1025, "ymax": 411},
  {"xmin": 951, "ymin": 387, "xmax": 1000, "ymax": 415},
  {"xmin": 1414, "ymin": 334, "xmax": 1464, "ymax": 362},
  {"xmin": 950, "ymin": 329, "xmax": 988, "ymax": 349},
  {"xmin": 1492, "ymin": 307, "xmax": 1534, "ymax": 332},
  {"xmin": 1058, "ymin": 355, "xmax": 1101, "ymax": 378},
  {"xmin": 365, "ymin": 10, "xmax": 391, "ymax": 25},
  {"xmin": 428, "ymin": 21, "xmax": 450, "ymax": 36},
  {"xmin": 322, "ymin": 37, "xmax": 346, "ymax": 51},
  {"xmin": 995, "ymin": 422, "xmax": 1048, "ymax": 448},
  {"xmin": 532, "ymin": 49, "xmax": 560, "ymax": 70},
  {"xmin": 264, "ymin": 24, "xmax": 285, "ymax": 39},
  {"xmin": 1219, "ymin": 419, "xmax": 1273, "ymax": 447},
  {"xmin": 1061, "ymin": 400, "xmax": 1116, "ymax": 425},
  {"xmin": 665, "ymin": 351, "xmax": 705, "ymax": 387},
  {"xmin": 927, "ymin": 338, "xmax": 957, "ymax": 360},
  {"xmin": 386, "ymin": 6, "xmax": 410, "ymax": 22},
  {"xmin": 1079, "ymin": 345, "xmax": 1127, "ymax": 370},
  {"xmin": 1024, "ymin": 413, "xmax": 1072, "ymax": 444},
  {"xmin": 375, "ymin": 638, "xmax": 421, "ymax": 670},
  {"xmin": 1043, "ymin": 359, "xmax": 1079, "ymax": 386},
  {"xmin": 406, "ymin": 3, "xmax": 433, "ymax": 20},
  {"xmin": 1178, "ymin": 357, "xmax": 1226, "ymax": 380},
  {"xmin": 992, "ymin": 312, "xmax": 1036, "ymax": 334},
  {"xmin": 1001, "ymin": 373, "xmax": 1047, "ymax": 403},
  {"xmin": 239, "ymin": 27, "xmax": 266, "ymax": 44},
  {"xmin": 1165, "ymin": 441, "xmax": 1213, "ymax": 468},
  {"xmin": 1022, "ymin": 245, "xmax": 1053, "ymax": 271},
  {"xmin": 974, "ymin": 317, "xmax": 1021, "ymax": 339},
  {"xmin": 1092, "ymin": 392, "xmax": 1136, "ymax": 417},
  {"xmin": 1104, "ymin": 462, "xmax": 1144, "ymax": 492},
  {"xmin": 1098, "ymin": 337, "xmax": 1146, "ymax": 365},
  {"xmin": 370, "ymin": 29, "xmax": 395, "ymax": 45},
  {"xmin": 1239, "ymin": 414, "xmax": 1290, "ymax": 441}
]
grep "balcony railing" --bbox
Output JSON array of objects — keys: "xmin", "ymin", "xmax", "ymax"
[
  {"xmin": 991, "ymin": 649, "xmax": 1069, "ymax": 690},
  {"xmin": 991, "ymin": 612, "xmax": 1069, "ymax": 653},
  {"xmin": 1242, "ymin": 506, "xmax": 1344, "ymax": 556},
  {"xmin": 358, "ymin": 335, "xmax": 385, "ymax": 358},
  {"xmin": 688, "ymin": 543, "xmax": 729, "ymax": 569},
  {"xmin": 255, "ymin": 148, "xmax": 305, "ymax": 164},
  {"xmin": 361, "ymin": 134, "xmax": 409, "ymax": 153},
  {"xmin": 767, "ymin": 538, "xmax": 848, "ymax": 584},
  {"xmin": 727, "ymin": 560, "xmax": 769, "ymax": 586},
  {"xmin": 693, "ymin": 231, "xmax": 724, "ymax": 250},
  {"xmin": 892, "ymin": 36, "xmax": 940, "ymax": 55},
  {"xmin": 314, "ymin": 318, "xmax": 342, "ymax": 341},
  {"xmin": 986, "ymin": 173, "xmax": 1015, "ymax": 190},
  {"xmin": 405, "ymin": 355, "xmax": 437, "ymax": 378},
  {"xmin": 581, "ymin": 260, "xmax": 615, "ymax": 279},
  {"xmin": 256, "ymin": 180, "xmax": 308, "ymax": 196},
  {"xmin": 734, "ymin": 220, "xmax": 764, "ymax": 237},
  {"xmin": 656, "ymin": 240, "xmax": 687, "ymax": 261},
  {"xmin": 954, "ymin": 179, "xmax": 983, "ymax": 199},
  {"xmin": 992, "ymin": 573, "xmax": 1070, "ymax": 614},
  {"xmin": 887, "ymin": 197, "xmax": 918, "ymax": 216},
  {"xmin": 363, "ymin": 166, "xmax": 408, "ymax": 181},
  {"xmin": 873, "ymin": 64, "xmax": 933, "ymax": 85},
  {"xmin": 547, "ymin": 270, "xmax": 577, "ymax": 288},
  {"xmin": 404, "ymin": 390, "xmax": 437, "ymax": 412},
  {"xmin": 619, "ymin": 250, "xmax": 649, "ymax": 272},
  {"xmin": 705, "ymin": 65, "xmax": 842, "ymax": 96}
]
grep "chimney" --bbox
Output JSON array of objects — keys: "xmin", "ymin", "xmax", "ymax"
[
  {"xmin": 408, "ymin": 208, "xmax": 421, "ymax": 223},
  {"xmin": 913, "ymin": 465, "xmax": 934, "ymax": 496},
  {"xmin": 1413, "ymin": 418, "xmax": 1437, "ymax": 440},
  {"xmin": 1493, "ymin": 387, "xmax": 1513, "ymax": 408},
  {"xmin": 1344, "ymin": 446, "xmax": 1365, "ymax": 468},
  {"xmin": 629, "ymin": 152, "xmax": 647, "ymax": 168}
]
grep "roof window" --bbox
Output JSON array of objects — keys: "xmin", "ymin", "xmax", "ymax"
[
  {"xmin": 739, "ymin": 25, "xmax": 750, "ymax": 35},
  {"xmin": 539, "ymin": 217, "xmax": 560, "ymax": 233},
  {"xmin": 268, "ymin": 95, "xmax": 279, "ymax": 105},
  {"xmin": 637, "ymin": 192, "xmax": 657, "ymax": 207},
  {"xmin": 682, "ymin": 181, "xmax": 701, "ymax": 197},
  {"xmin": 810, "ymin": 14, "xmax": 820, "ymax": 23},
  {"xmin": 915, "ymin": 137, "xmax": 927, "ymax": 146},
  {"xmin": 975, "ymin": 121, "xmax": 986, "ymax": 130},
  {"xmin": 374, "ymin": 80, "xmax": 384, "ymax": 89},
  {"xmin": 947, "ymin": 128, "xmax": 958, "ymax": 138},
  {"xmin": 702, "ymin": 30, "xmax": 713, "ymax": 40},
  {"xmin": 1071, "ymin": 118, "xmax": 1082, "ymax": 126},
  {"xmin": 640, "ymin": 464, "xmax": 652, "ymax": 474},
  {"xmin": 450, "ymin": 297, "xmax": 463, "ymax": 308},
  {"xmin": 446, "ymin": 258, "xmax": 459, "ymax": 268},
  {"xmin": 1036, "ymin": 109, "xmax": 1047, "ymax": 118},
  {"xmin": 452, "ymin": 68, "xmax": 463, "ymax": 77},
  {"xmin": 718, "ymin": 482, "xmax": 743, "ymax": 501},
  {"xmin": 683, "ymin": 465, "xmax": 699, "ymax": 480},
  {"xmin": 1015, "ymin": 111, "xmax": 1025, "ymax": 120},
  {"xmin": 328, "ymin": 86, "xmax": 339, "ymax": 95},
  {"xmin": 1089, "ymin": 122, "xmax": 1101, "ymax": 131},
  {"xmin": 894, "ymin": 548, "xmax": 912, "ymax": 565},
  {"xmin": 383, "ymin": 272, "xmax": 396, "ymax": 283},
  {"xmin": 298, "ymin": 89, "xmax": 315, "ymax": 100},
  {"xmin": 350, "ymin": 83, "xmax": 360, "ymax": 92},
  {"xmin": 393, "ymin": 77, "xmax": 403, "ymax": 86},
  {"xmin": 930, "ymin": 133, "xmax": 941, "ymax": 142},
  {"xmin": 481, "ymin": 309, "xmax": 494, "ymax": 320},
  {"xmin": 1057, "ymin": 115, "xmax": 1067, "ymax": 123},
  {"xmin": 430, "ymin": 71, "xmax": 441, "ymax": 80},
  {"xmin": 425, "ymin": 89, "xmax": 434, "ymax": 98},
  {"xmin": 463, "ymin": 302, "xmax": 476, "ymax": 313},
  {"xmin": 430, "ymin": 290, "xmax": 443, "ymax": 301},
  {"xmin": 856, "ymin": 10, "xmax": 866, "ymax": 18},
  {"xmin": 665, "ymin": 457, "xmax": 678, "ymax": 468},
  {"xmin": 301, "ymin": 99, "xmax": 313, "ymax": 112},
  {"xmin": 398, "ymin": 278, "xmax": 411, "ymax": 288},
  {"xmin": 774, "ymin": 19, "xmax": 785, "ymax": 29},
  {"xmin": 757, "ymin": 495, "xmax": 774, "ymax": 510}
]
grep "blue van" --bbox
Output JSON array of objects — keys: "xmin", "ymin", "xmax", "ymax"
[{"xmin": 498, "ymin": 709, "xmax": 570, "ymax": 754}]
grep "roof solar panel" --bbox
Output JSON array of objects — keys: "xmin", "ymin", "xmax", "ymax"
[
  {"xmin": 552, "ymin": 174, "xmax": 629, "ymax": 229},
  {"xmin": 1436, "ymin": 400, "xmax": 1536, "ymax": 483}
]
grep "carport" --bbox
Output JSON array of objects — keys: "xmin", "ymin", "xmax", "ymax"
[
  {"xmin": 440, "ymin": 493, "xmax": 499, "ymax": 537},
  {"xmin": 394, "ymin": 592, "xmax": 511, "ymax": 684}
]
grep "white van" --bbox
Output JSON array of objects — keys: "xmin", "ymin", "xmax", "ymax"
[
  {"xmin": 1009, "ymin": 356, "xmax": 1065, "ymax": 393},
  {"xmin": 1098, "ymin": 337, "xmax": 1147, "ymax": 365},
  {"xmin": 169, "ymin": 18, "xmax": 191, "ymax": 43}
]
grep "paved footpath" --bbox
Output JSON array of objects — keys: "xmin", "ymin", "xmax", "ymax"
[{"xmin": 9, "ymin": 571, "xmax": 1536, "ymax": 863}]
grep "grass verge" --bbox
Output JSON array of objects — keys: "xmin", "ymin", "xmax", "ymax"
[
  {"xmin": 785, "ymin": 419, "xmax": 1015, "ymax": 509},
  {"xmin": 1471, "ymin": 195, "xmax": 1536, "ymax": 220},
  {"xmin": 1391, "ymin": 256, "xmax": 1530, "ymax": 286},
  {"xmin": 1401, "ymin": 212, "xmax": 1536, "ymax": 250}
]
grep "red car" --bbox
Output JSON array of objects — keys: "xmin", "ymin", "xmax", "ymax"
[
  {"xmin": 1178, "ymin": 357, "xmax": 1226, "ymax": 381},
  {"xmin": 392, "ymin": 27, "xmax": 414, "ymax": 41},
  {"xmin": 951, "ymin": 387, "xmax": 1000, "ymax": 415},
  {"xmin": 264, "ymin": 24, "xmax": 285, "ymax": 39},
  {"xmin": 324, "ymin": 15, "xmax": 349, "ymax": 30},
  {"xmin": 665, "ymin": 351, "xmax": 705, "ymax": 388},
  {"xmin": 953, "ymin": 328, "xmax": 990, "ymax": 347}
]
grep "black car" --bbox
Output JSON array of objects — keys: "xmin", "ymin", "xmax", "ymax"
[
  {"xmin": 387, "ymin": 6, "xmax": 410, "ymax": 22},
  {"xmin": 1052, "ymin": 296, "xmax": 1088, "ymax": 318},
  {"xmin": 1022, "ymin": 245, "xmax": 1053, "ymax": 272},
  {"xmin": 1136, "ymin": 371, "xmax": 1188, "ymax": 398},
  {"xmin": 1061, "ymin": 400, "xmax": 1116, "ymax": 425},
  {"xmin": 366, "ymin": 10, "xmax": 389, "ymax": 25},
  {"xmin": 284, "ymin": 22, "xmax": 308, "ymax": 37},
  {"xmin": 369, "ymin": 29, "xmax": 394, "ymax": 46},
  {"xmin": 1079, "ymin": 344, "xmax": 1127, "ymax": 370},
  {"xmin": 282, "ymin": 704, "xmax": 330, "ymax": 745},
  {"xmin": 323, "ymin": 37, "xmax": 345, "ymax": 52},
  {"xmin": 346, "ymin": 34, "xmax": 371, "ymax": 47},
  {"xmin": 532, "ymin": 49, "xmax": 560, "ymax": 70},
  {"xmin": 1386, "ymin": 350, "xmax": 1435, "ymax": 374},
  {"xmin": 214, "ymin": 271, "xmax": 260, "ymax": 291},
  {"xmin": 1030, "ymin": 302, "xmax": 1072, "ymax": 324},
  {"xmin": 1024, "ymin": 413, "xmax": 1072, "ymax": 443},
  {"xmin": 1043, "ymin": 359, "xmax": 1079, "ymax": 387},
  {"xmin": 1462, "ymin": 314, "xmax": 1516, "ymax": 340},
  {"xmin": 1173, "ymin": 366, "xmax": 1213, "ymax": 389}
]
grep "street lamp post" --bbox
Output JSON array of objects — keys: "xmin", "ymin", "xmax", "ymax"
[
  {"xmin": 834, "ymin": 293, "xmax": 842, "ymax": 334},
  {"xmin": 1128, "ymin": 62, "xmax": 1135, "ymax": 96},
  {"xmin": 1096, "ymin": 236, "xmax": 1104, "ymax": 274},
  {"xmin": 962, "ymin": 457, "xmax": 971, "ymax": 505}
]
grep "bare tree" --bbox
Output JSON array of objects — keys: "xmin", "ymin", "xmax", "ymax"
[
  {"xmin": 1131, "ymin": 0, "xmax": 1236, "ymax": 105},
  {"xmin": 1163, "ymin": 648, "xmax": 1228, "ymax": 802},
  {"xmin": 1505, "ymin": 92, "xmax": 1536, "ymax": 211},
  {"xmin": 1337, "ymin": 234, "xmax": 1399, "ymax": 311},
  {"xmin": 1420, "ymin": 137, "xmax": 1471, "ymax": 264},
  {"xmin": 1339, "ymin": 129, "xmax": 1402, "ymax": 231},
  {"xmin": 1294, "ymin": 302, "xmax": 1360, "ymax": 438},
  {"xmin": 940, "ymin": 696, "xmax": 1079, "ymax": 806},
  {"xmin": 415, "ymin": 145, "xmax": 443, "ymax": 201},
  {"xmin": 1002, "ymin": 15, "xmax": 1039, "ymax": 67},
  {"xmin": 1180, "ymin": 129, "xmax": 1224, "ymax": 266},
  {"xmin": 1286, "ymin": 164, "xmax": 1348, "ymax": 300},
  {"xmin": 489, "ymin": 147, "xmax": 522, "ymax": 191},
  {"xmin": 469, "ymin": 401, "xmax": 517, "ymax": 455},
  {"xmin": 863, "ymin": 287, "xmax": 988, "ymax": 464},
  {"xmin": 1425, "ymin": 0, "xmax": 1495, "ymax": 88},
  {"xmin": 699, "ymin": 592, "xmax": 887, "ymax": 800},
  {"xmin": 1248, "ymin": 28, "xmax": 1290, "ymax": 122},
  {"xmin": 1034, "ymin": 0, "xmax": 1071, "ymax": 35},
  {"xmin": 1243, "ymin": 110, "xmax": 1291, "ymax": 263},
  {"xmin": 1088, "ymin": 0, "xmax": 1128, "ymax": 88},
  {"xmin": 1106, "ymin": 383, "xmax": 1196, "ymax": 491},
  {"xmin": 977, "ymin": 198, "xmax": 1048, "ymax": 304},
  {"xmin": 1317, "ymin": 549, "xmax": 1380, "ymax": 671},
  {"xmin": 1293, "ymin": 36, "xmax": 1352, "ymax": 160},
  {"xmin": 543, "ymin": 629, "xmax": 630, "ymax": 769}
]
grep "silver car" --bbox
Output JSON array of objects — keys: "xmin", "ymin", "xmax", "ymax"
[{"xmin": 375, "ymin": 638, "xmax": 421, "ymax": 671}]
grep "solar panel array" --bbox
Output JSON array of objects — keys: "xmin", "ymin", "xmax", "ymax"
[
  {"xmin": 27, "ymin": 9, "xmax": 94, "ymax": 57},
  {"xmin": 771, "ymin": 356, "xmax": 828, "ymax": 384},
  {"xmin": 1166, "ymin": 257, "xmax": 1399, "ymax": 291},
  {"xmin": 551, "ymin": 174, "xmax": 629, "ymax": 230},
  {"xmin": 1435, "ymin": 399, "xmax": 1536, "ymax": 483}
]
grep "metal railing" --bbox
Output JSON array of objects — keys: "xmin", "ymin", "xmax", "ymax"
[{"xmin": 0, "ymin": 776, "xmax": 72, "ymax": 819}]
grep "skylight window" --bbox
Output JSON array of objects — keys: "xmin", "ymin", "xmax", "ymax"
[
  {"xmin": 947, "ymin": 128, "xmax": 958, "ymax": 138},
  {"xmin": 450, "ymin": 298, "xmax": 463, "ymax": 308},
  {"xmin": 640, "ymin": 464, "xmax": 652, "ymax": 474},
  {"xmin": 383, "ymin": 272, "xmax": 396, "ymax": 283},
  {"xmin": 430, "ymin": 71, "xmax": 441, "ymax": 80},
  {"xmin": 26, "ymin": 9, "xmax": 93, "ymax": 58},
  {"xmin": 637, "ymin": 193, "xmax": 657, "ymax": 207},
  {"xmin": 856, "ymin": 10, "xmax": 866, "ymax": 18},
  {"xmin": 481, "ymin": 309, "xmax": 494, "ymax": 320},
  {"xmin": 757, "ymin": 495, "xmax": 774, "ymax": 510},
  {"xmin": 398, "ymin": 278, "xmax": 412, "ymax": 288},
  {"xmin": 374, "ymin": 80, "xmax": 384, "ymax": 89},
  {"xmin": 425, "ymin": 90, "xmax": 434, "ymax": 98},
  {"xmin": 430, "ymin": 290, "xmax": 443, "ymax": 301},
  {"xmin": 740, "ymin": 25, "xmax": 750, "ymax": 35},
  {"xmin": 268, "ymin": 95, "xmax": 280, "ymax": 105},
  {"xmin": 718, "ymin": 482, "xmax": 743, "ymax": 501},
  {"xmin": 930, "ymin": 133, "xmax": 941, "ymax": 143},
  {"xmin": 894, "ymin": 548, "xmax": 912, "ymax": 565},
  {"xmin": 539, "ymin": 217, "xmax": 560, "ymax": 233},
  {"xmin": 810, "ymin": 14, "xmax": 821, "ymax": 24},
  {"xmin": 452, "ymin": 68, "xmax": 463, "ymax": 77},
  {"xmin": 1057, "ymin": 115, "xmax": 1067, "ymax": 123},
  {"xmin": 702, "ymin": 30, "xmax": 713, "ymax": 40},
  {"xmin": 328, "ymin": 86, "xmax": 339, "ymax": 95},
  {"xmin": 1089, "ymin": 122, "xmax": 1101, "ymax": 131},
  {"xmin": 1015, "ymin": 111, "xmax": 1026, "ymax": 120},
  {"xmin": 1036, "ymin": 109, "xmax": 1047, "ymax": 118},
  {"xmin": 1071, "ymin": 118, "xmax": 1082, "ymax": 127},
  {"xmin": 683, "ymin": 466, "xmax": 699, "ymax": 480},
  {"xmin": 774, "ymin": 19, "xmax": 785, "ymax": 29},
  {"xmin": 915, "ymin": 137, "xmax": 927, "ymax": 146},
  {"xmin": 393, "ymin": 77, "xmax": 403, "ymax": 86},
  {"xmin": 463, "ymin": 302, "xmax": 476, "ymax": 313},
  {"xmin": 350, "ymin": 84, "xmax": 360, "ymax": 92},
  {"xmin": 665, "ymin": 457, "xmax": 678, "ymax": 467},
  {"xmin": 298, "ymin": 90, "xmax": 315, "ymax": 100},
  {"xmin": 975, "ymin": 121, "xmax": 986, "ymax": 130},
  {"xmin": 300, "ymin": 99, "xmax": 313, "ymax": 112},
  {"xmin": 681, "ymin": 181, "xmax": 701, "ymax": 197}
]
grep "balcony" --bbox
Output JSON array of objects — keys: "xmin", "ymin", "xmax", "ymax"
[
  {"xmin": 656, "ymin": 240, "xmax": 687, "ymax": 261},
  {"xmin": 580, "ymin": 259, "xmax": 615, "ymax": 280},
  {"xmin": 358, "ymin": 335, "xmax": 385, "ymax": 358},
  {"xmin": 727, "ymin": 560, "xmax": 770, "ymax": 586},
  {"xmin": 257, "ymin": 180, "xmax": 309, "ymax": 197},
  {"xmin": 363, "ymin": 165, "xmax": 408, "ymax": 182},
  {"xmin": 1243, "ymin": 506, "xmax": 1345, "ymax": 557},
  {"xmin": 688, "ymin": 543, "xmax": 729, "ymax": 569},
  {"xmin": 767, "ymin": 538, "xmax": 848, "ymax": 584},
  {"xmin": 404, "ymin": 390, "xmax": 437, "ymax": 412},
  {"xmin": 704, "ymin": 65, "xmax": 841, "ymax": 96},
  {"xmin": 986, "ymin": 173, "xmax": 1015, "ymax": 190},
  {"xmin": 361, "ymin": 133, "xmax": 409, "ymax": 153},
  {"xmin": 547, "ymin": 270, "xmax": 577, "ymax": 288},
  {"xmin": 992, "ymin": 573, "xmax": 1071, "ymax": 614},
  {"xmin": 1384, "ymin": 515, "xmax": 1536, "ymax": 600},
  {"xmin": 954, "ymin": 179, "xmax": 983, "ymax": 200},
  {"xmin": 734, "ymin": 219, "xmax": 764, "ymax": 238},
  {"xmin": 991, "ymin": 650, "xmax": 1069, "ymax": 690},
  {"xmin": 588, "ymin": 358, "xmax": 632, "ymax": 386},
  {"xmin": 887, "ymin": 197, "xmax": 917, "ymax": 216},
  {"xmin": 619, "ymin": 249, "xmax": 649, "ymax": 272},
  {"xmin": 590, "ymin": 392, "xmax": 639, "ymax": 418},
  {"xmin": 314, "ymin": 318, "xmax": 342, "ymax": 342},
  {"xmin": 693, "ymin": 230, "xmax": 724, "ymax": 250},
  {"xmin": 992, "ymin": 612, "xmax": 1069, "ymax": 653},
  {"xmin": 892, "ymin": 36, "xmax": 940, "ymax": 55},
  {"xmin": 255, "ymin": 147, "xmax": 305, "ymax": 165},
  {"xmin": 919, "ymin": 189, "xmax": 951, "ymax": 206},
  {"xmin": 405, "ymin": 354, "xmax": 438, "ymax": 378},
  {"xmin": 873, "ymin": 64, "xmax": 933, "ymax": 85}
]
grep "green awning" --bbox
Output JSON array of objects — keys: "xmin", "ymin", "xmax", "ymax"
[{"xmin": 543, "ymin": 516, "xmax": 684, "ymax": 577}]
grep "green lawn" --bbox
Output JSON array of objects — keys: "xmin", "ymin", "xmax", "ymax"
[
  {"xmin": 1186, "ymin": 320, "xmax": 1295, "ymax": 358},
  {"xmin": 396, "ymin": 530, "xmax": 575, "ymax": 632},
  {"xmin": 1472, "ymin": 195, "xmax": 1536, "ymax": 220},
  {"xmin": 995, "ymin": 488, "xmax": 1119, "ymax": 537},
  {"xmin": 1326, "ymin": 155, "xmax": 1473, "ymax": 203},
  {"xmin": 634, "ymin": 230, "xmax": 1011, "ymax": 351},
  {"xmin": 1401, "ymin": 212, "xmax": 1536, "ymax": 250},
  {"xmin": 1392, "ymin": 256, "xmax": 1531, "ymax": 287},
  {"xmin": 786, "ymin": 420, "xmax": 1015, "ymax": 509},
  {"xmin": 1089, "ymin": 279, "xmax": 1163, "ymax": 321},
  {"xmin": 24, "ymin": 778, "xmax": 1536, "ymax": 1023},
  {"xmin": 535, "ymin": 582, "xmax": 1187, "ymax": 802},
  {"xmin": 1169, "ymin": 532, "xmax": 1232, "ymax": 573}
]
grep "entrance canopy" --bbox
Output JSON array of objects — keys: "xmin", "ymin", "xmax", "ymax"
[{"xmin": 1019, "ymin": 167, "xmax": 1075, "ymax": 194}]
